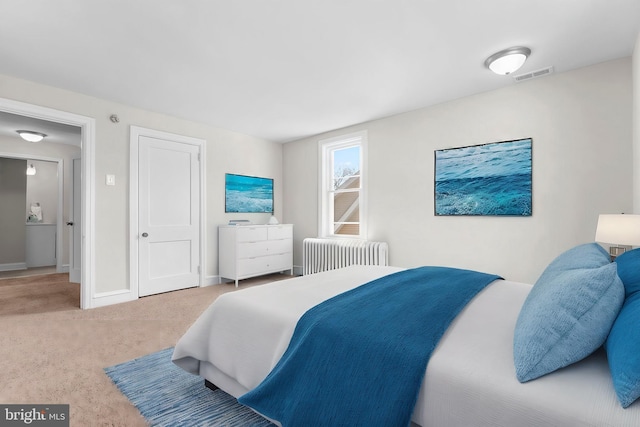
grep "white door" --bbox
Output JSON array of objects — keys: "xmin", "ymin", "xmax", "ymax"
[
  {"xmin": 138, "ymin": 135, "xmax": 200, "ymax": 297},
  {"xmin": 68, "ymin": 157, "xmax": 81, "ymax": 283}
]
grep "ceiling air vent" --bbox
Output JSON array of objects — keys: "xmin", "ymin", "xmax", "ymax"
[{"xmin": 512, "ymin": 66, "xmax": 554, "ymax": 83}]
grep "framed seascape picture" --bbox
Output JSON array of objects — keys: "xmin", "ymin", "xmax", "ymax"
[
  {"xmin": 434, "ymin": 138, "xmax": 532, "ymax": 216},
  {"xmin": 225, "ymin": 173, "xmax": 274, "ymax": 213}
]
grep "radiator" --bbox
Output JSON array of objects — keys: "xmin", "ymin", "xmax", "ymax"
[{"xmin": 303, "ymin": 238, "xmax": 389, "ymax": 275}]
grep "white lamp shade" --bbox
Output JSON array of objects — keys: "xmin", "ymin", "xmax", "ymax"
[
  {"xmin": 488, "ymin": 53, "xmax": 528, "ymax": 75},
  {"xmin": 595, "ymin": 214, "xmax": 640, "ymax": 246}
]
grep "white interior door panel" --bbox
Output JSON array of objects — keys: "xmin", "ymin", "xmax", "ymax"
[{"xmin": 138, "ymin": 135, "xmax": 200, "ymax": 297}]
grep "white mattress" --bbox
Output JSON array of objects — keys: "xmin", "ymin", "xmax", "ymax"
[{"xmin": 173, "ymin": 265, "xmax": 640, "ymax": 426}]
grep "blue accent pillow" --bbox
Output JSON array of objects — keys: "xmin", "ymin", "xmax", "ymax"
[
  {"xmin": 605, "ymin": 248, "xmax": 640, "ymax": 408},
  {"xmin": 514, "ymin": 243, "xmax": 624, "ymax": 383}
]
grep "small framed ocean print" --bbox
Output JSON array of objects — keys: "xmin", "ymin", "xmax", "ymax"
[{"xmin": 434, "ymin": 138, "xmax": 532, "ymax": 216}]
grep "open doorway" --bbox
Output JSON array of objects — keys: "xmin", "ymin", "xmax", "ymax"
[
  {"xmin": 0, "ymin": 98, "xmax": 95, "ymax": 309},
  {"xmin": 0, "ymin": 155, "xmax": 69, "ymax": 277},
  {"xmin": 0, "ymin": 117, "xmax": 80, "ymax": 311}
]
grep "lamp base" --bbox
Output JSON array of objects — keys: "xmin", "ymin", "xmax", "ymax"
[{"xmin": 609, "ymin": 245, "xmax": 631, "ymax": 261}]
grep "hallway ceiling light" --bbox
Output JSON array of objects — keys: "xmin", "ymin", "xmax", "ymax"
[
  {"xmin": 26, "ymin": 164, "xmax": 37, "ymax": 176},
  {"xmin": 16, "ymin": 130, "xmax": 47, "ymax": 142},
  {"xmin": 484, "ymin": 46, "xmax": 531, "ymax": 75}
]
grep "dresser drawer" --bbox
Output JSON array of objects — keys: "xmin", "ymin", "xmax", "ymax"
[
  {"xmin": 238, "ymin": 239, "xmax": 292, "ymax": 259},
  {"xmin": 238, "ymin": 241, "xmax": 270, "ymax": 258},
  {"xmin": 236, "ymin": 226, "xmax": 268, "ymax": 242},
  {"xmin": 265, "ymin": 252, "xmax": 292, "ymax": 271},
  {"xmin": 238, "ymin": 253, "xmax": 292, "ymax": 276},
  {"xmin": 268, "ymin": 225, "xmax": 292, "ymax": 240},
  {"xmin": 267, "ymin": 238, "xmax": 292, "ymax": 255}
]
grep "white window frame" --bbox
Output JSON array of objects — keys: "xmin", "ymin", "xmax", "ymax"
[{"xmin": 318, "ymin": 130, "xmax": 368, "ymax": 239}]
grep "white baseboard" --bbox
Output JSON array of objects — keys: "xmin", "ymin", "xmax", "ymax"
[
  {"xmin": 292, "ymin": 265, "xmax": 303, "ymax": 276},
  {"xmin": 91, "ymin": 278, "xmax": 221, "ymax": 308},
  {"xmin": 202, "ymin": 275, "xmax": 221, "ymax": 287},
  {"xmin": 0, "ymin": 262, "xmax": 27, "ymax": 272},
  {"xmin": 91, "ymin": 289, "xmax": 136, "ymax": 308},
  {"xmin": 58, "ymin": 264, "xmax": 70, "ymax": 273}
]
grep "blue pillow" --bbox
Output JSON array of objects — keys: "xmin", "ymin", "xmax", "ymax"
[
  {"xmin": 605, "ymin": 248, "xmax": 640, "ymax": 408},
  {"xmin": 614, "ymin": 247, "xmax": 640, "ymax": 298},
  {"xmin": 514, "ymin": 243, "xmax": 624, "ymax": 383}
]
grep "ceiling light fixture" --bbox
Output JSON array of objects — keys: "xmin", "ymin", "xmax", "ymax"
[
  {"xmin": 484, "ymin": 46, "xmax": 531, "ymax": 75},
  {"xmin": 16, "ymin": 130, "xmax": 47, "ymax": 142}
]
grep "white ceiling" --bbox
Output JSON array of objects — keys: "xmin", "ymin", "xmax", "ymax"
[{"xmin": 0, "ymin": 1, "xmax": 639, "ymax": 143}]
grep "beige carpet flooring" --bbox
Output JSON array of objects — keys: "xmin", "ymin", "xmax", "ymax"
[
  {"xmin": 0, "ymin": 273, "xmax": 293, "ymax": 426},
  {"xmin": 0, "ymin": 273, "xmax": 79, "ymax": 316}
]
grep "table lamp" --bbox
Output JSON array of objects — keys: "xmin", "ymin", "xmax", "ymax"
[{"xmin": 595, "ymin": 214, "xmax": 640, "ymax": 260}]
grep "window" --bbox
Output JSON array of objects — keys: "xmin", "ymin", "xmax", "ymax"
[{"xmin": 319, "ymin": 131, "xmax": 367, "ymax": 238}]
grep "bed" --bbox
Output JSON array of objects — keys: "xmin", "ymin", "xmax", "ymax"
[{"xmin": 173, "ymin": 259, "xmax": 640, "ymax": 426}]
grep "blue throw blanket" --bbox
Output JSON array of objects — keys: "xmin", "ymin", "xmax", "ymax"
[{"xmin": 239, "ymin": 266, "xmax": 501, "ymax": 427}]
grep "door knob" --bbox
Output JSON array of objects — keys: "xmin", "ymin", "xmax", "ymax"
[
  {"xmin": 141, "ymin": 232, "xmax": 149, "ymax": 238},
  {"xmin": 66, "ymin": 222, "xmax": 74, "ymax": 226}
]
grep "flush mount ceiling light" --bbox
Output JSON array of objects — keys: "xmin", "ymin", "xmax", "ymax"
[
  {"xmin": 16, "ymin": 130, "xmax": 47, "ymax": 142},
  {"xmin": 484, "ymin": 46, "xmax": 531, "ymax": 75}
]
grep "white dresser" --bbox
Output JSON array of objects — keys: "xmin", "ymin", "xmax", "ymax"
[{"xmin": 219, "ymin": 224, "xmax": 293, "ymax": 287}]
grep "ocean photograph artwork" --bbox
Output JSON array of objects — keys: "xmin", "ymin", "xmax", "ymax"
[
  {"xmin": 435, "ymin": 138, "xmax": 532, "ymax": 216},
  {"xmin": 225, "ymin": 173, "xmax": 274, "ymax": 213}
]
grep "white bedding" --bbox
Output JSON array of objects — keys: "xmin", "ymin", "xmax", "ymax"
[{"xmin": 173, "ymin": 265, "xmax": 640, "ymax": 426}]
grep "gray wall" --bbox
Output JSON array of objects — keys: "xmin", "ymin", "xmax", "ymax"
[
  {"xmin": 0, "ymin": 157, "xmax": 27, "ymax": 265},
  {"xmin": 283, "ymin": 58, "xmax": 634, "ymax": 284}
]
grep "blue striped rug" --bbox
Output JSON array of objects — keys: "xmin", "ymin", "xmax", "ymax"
[{"xmin": 104, "ymin": 347, "xmax": 274, "ymax": 427}]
